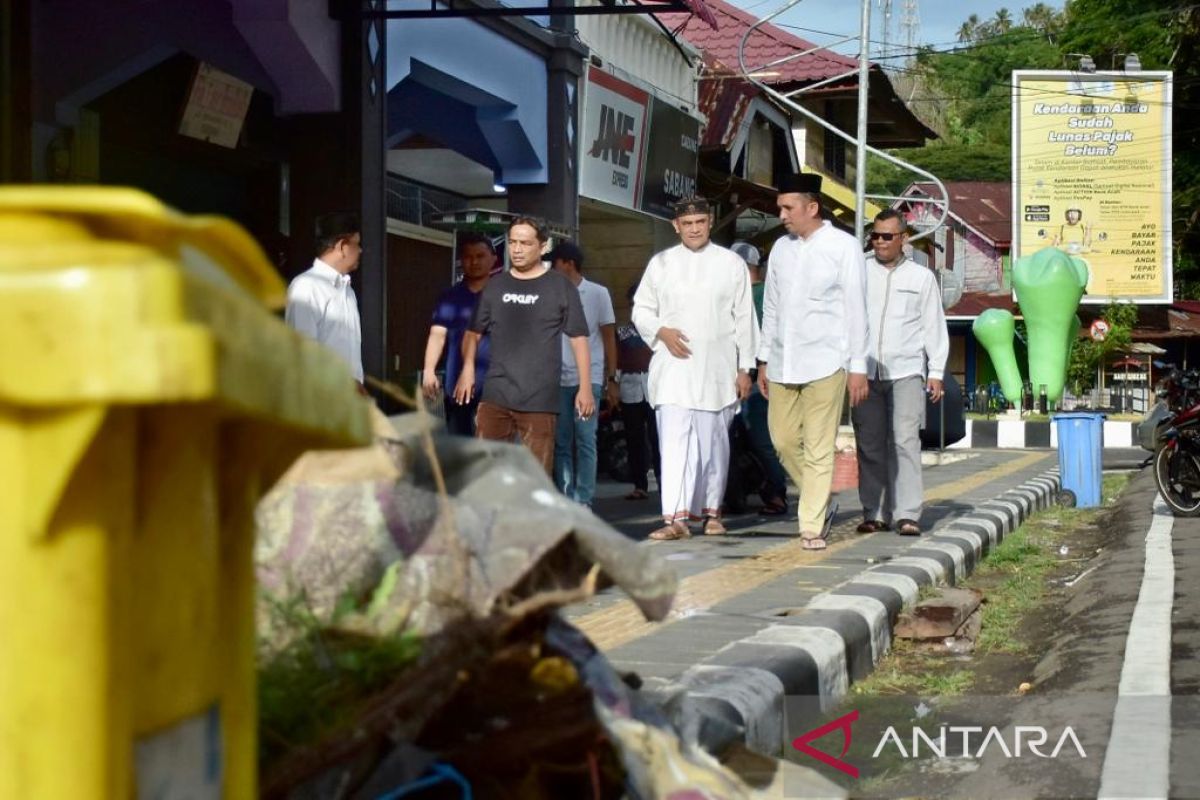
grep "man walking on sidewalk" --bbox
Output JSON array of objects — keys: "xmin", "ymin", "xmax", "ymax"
[
  {"xmin": 731, "ymin": 240, "xmax": 789, "ymax": 516},
  {"xmin": 454, "ymin": 218, "xmax": 594, "ymax": 474},
  {"xmin": 852, "ymin": 209, "xmax": 949, "ymax": 536},
  {"xmin": 757, "ymin": 173, "xmax": 869, "ymax": 550},
  {"xmin": 633, "ymin": 198, "xmax": 757, "ymax": 541},
  {"xmin": 420, "ymin": 232, "xmax": 495, "ymax": 435},
  {"xmin": 285, "ymin": 212, "xmax": 364, "ymax": 386},
  {"xmin": 550, "ymin": 241, "xmax": 617, "ymax": 506},
  {"xmin": 617, "ymin": 282, "xmax": 660, "ymax": 501}
]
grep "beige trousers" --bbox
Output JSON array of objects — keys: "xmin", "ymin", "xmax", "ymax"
[{"xmin": 767, "ymin": 370, "xmax": 847, "ymax": 535}]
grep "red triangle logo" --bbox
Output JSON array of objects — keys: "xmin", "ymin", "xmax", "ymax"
[{"xmin": 791, "ymin": 709, "xmax": 860, "ymax": 779}]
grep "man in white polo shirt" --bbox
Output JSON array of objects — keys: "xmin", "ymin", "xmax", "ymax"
[
  {"xmin": 550, "ymin": 241, "xmax": 617, "ymax": 507},
  {"xmin": 285, "ymin": 212, "xmax": 364, "ymax": 385},
  {"xmin": 757, "ymin": 173, "xmax": 869, "ymax": 550}
]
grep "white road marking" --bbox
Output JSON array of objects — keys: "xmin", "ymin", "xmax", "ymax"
[{"xmin": 1098, "ymin": 495, "xmax": 1174, "ymax": 799}]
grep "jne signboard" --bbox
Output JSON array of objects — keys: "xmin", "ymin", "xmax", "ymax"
[
  {"xmin": 580, "ymin": 66, "xmax": 700, "ymax": 220},
  {"xmin": 1012, "ymin": 70, "xmax": 1173, "ymax": 303}
]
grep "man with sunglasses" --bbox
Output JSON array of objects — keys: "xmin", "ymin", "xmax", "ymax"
[
  {"xmin": 852, "ymin": 209, "xmax": 948, "ymax": 537},
  {"xmin": 757, "ymin": 173, "xmax": 868, "ymax": 551}
]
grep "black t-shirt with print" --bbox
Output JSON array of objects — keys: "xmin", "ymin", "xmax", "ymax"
[{"xmin": 470, "ymin": 268, "xmax": 588, "ymax": 413}]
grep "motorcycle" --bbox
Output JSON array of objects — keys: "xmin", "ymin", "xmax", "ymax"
[{"xmin": 1140, "ymin": 363, "xmax": 1200, "ymax": 515}]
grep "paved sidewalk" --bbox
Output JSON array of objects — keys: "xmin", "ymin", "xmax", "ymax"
[
  {"xmin": 570, "ymin": 450, "xmax": 1052, "ymax": 649},
  {"xmin": 566, "ymin": 449, "xmax": 1062, "ymax": 769}
]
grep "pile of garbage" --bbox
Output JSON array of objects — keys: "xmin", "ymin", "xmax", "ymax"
[{"xmin": 253, "ymin": 409, "xmax": 765, "ymax": 799}]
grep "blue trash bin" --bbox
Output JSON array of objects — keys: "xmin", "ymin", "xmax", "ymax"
[{"xmin": 1053, "ymin": 412, "xmax": 1104, "ymax": 507}]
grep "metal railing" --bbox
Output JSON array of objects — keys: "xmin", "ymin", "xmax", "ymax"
[
  {"xmin": 735, "ymin": 0, "xmax": 949, "ymax": 244},
  {"xmin": 385, "ymin": 174, "xmax": 470, "ymax": 227}
]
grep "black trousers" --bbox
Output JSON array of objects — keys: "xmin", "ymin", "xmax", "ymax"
[
  {"xmin": 621, "ymin": 400, "xmax": 660, "ymax": 491},
  {"xmin": 444, "ymin": 396, "xmax": 479, "ymax": 437}
]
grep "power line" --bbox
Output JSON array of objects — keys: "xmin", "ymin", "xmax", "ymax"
[{"xmin": 772, "ymin": 2, "xmax": 1200, "ymax": 63}]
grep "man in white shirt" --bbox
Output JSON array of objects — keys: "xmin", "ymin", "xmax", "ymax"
[
  {"xmin": 285, "ymin": 212, "xmax": 364, "ymax": 384},
  {"xmin": 550, "ymin": 242, "xmax": 617, "ymax": 506},
  {"xmin": 757, "ymin": 173, "xmax": 869, "ymax": 550},
  {"xmin": 633, "ymin": 198, "xmax": 757, "ymax": 540},
  {"xmin": 852, "ymin": 209, "xmax": 949, "ymax": 536}
]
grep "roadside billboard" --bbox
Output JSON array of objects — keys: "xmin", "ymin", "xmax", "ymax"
[{"xmin": 1012, "ymin": 70, "xmax": 1173, "ymax": 303}]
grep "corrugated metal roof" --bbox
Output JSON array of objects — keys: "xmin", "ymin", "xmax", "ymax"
[
  {"xmin": 697, "ymin": 68, "xmax": 759, "ymax": 148},
  {"xmin": 945, "ymin": 291, "xmax": 1015, "ymax": 320},
  {"xmin": 905, "ymin": 181, "xmax": 1012, "ymax": 247}
]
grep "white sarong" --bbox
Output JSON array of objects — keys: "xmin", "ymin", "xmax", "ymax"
[{"xmin": 656, "ymin": 403, "xmax": 737, "ymax": 522}]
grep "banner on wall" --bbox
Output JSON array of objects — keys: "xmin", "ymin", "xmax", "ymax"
[
  {"xmin": 580, "ymin": 66, "xmax": 700, "ymax": 220},
  {"xmin": 1012, "ymin": 70, "xmax": 1173, "ymax": 303}
]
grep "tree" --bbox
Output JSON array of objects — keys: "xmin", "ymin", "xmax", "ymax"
[
  {"xmin": 1067, "ymin": 303, "xmax": 1139, "ymax": 395},
  {"xmin": 957, "ymin": 14, "xmax": 981, "ymax": 42},
  {"xmin": 1021, "ymin": 2, "xmax": 1063, "ymax": 37},
  {"xmin": 992, "ymin": 8, "xmax": 1014, "ymax": 33},
  {"xmin": 866, "ymin": 143, "xmax": 1012, "ymax": 197}
]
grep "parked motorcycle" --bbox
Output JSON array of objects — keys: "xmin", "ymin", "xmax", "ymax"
[{"xmin": 1139, "ymin": 363, "xmax": 1200, "ymax": 515}]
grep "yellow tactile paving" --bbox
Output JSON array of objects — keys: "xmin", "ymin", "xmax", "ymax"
[{"xmin": 575, "ymin": 451, "xmax": 1053, "ymax": 651}]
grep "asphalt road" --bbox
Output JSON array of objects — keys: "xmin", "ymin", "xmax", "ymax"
[{"xmin": 846, "ymin": 467, "xmax": 1199, "ymax": 799}]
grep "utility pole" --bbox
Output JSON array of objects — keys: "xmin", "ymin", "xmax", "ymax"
[
  {"xmin": 854, "ymin": 0, "xmax": 871, "ymax": 236},
  {"xmin": 900, "ymin": 0, "xmax": 919, "ymax": 62}
]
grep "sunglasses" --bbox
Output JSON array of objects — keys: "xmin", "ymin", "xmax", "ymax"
[{"xmin": 868, "ymin": 232, "xmax": 902, "ymax": 241}]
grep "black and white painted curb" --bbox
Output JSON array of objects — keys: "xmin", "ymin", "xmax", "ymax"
[
  {"xmin": 947, "ymin": 419, "xmax": 1137, "ymax": 449},
  {"xmin": 642, "ymin": 469, "xmax": 1063, "ymax": 766}
]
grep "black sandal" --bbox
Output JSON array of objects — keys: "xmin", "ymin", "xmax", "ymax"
[
  {"xmin": 819, "ymin": 500, "xmax": 839, "ymax": 540},
  {"xmin": 761, "ymin": 497, "xmax": 788, "ymax": 516},
  {"xmin": 896, "ymin": 519, "xmax": 922, "ymax": 536},
  {"xmin": 856, "ymin": 520, "xmax": 889, "ymax": 534}
]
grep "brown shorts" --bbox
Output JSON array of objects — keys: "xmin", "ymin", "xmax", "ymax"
[{"xmin": 475, "ymin": 401, "xmax": 557, "ymax": 474}]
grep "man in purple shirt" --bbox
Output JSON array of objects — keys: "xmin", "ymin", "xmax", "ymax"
[{"xmin": 421, "ymin": 232, "xmax": 494, "ymax": 435}]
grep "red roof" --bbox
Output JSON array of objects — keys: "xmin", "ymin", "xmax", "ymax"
[
  {"xmin": 658, "ymin": 0, "xmax": 859, "ymax": 84},
  {"xmin": 905, "ymin": 182, "xmax": 1012, "ymax": 247},
  {"xmin": 945, "ymin": 291, "xmax": 1014, "ymax": 319}
]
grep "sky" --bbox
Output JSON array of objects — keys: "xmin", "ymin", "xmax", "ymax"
[{"xmin": 727, "ymin": 0, "xmax": 1066, "ymax": 58}]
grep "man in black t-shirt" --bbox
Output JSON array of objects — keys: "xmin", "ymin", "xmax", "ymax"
[{"xmin": 454, "ymin": 218, "xmax": 594, "ymax": 473}]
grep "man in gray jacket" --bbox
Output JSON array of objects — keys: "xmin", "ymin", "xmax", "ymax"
[{"xmin": 852, "ymin": 209, "xmax": 949, "ymax": 536}]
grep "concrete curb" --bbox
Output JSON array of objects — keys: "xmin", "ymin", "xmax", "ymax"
[
  {"xmin": 947, "ymin": 419, "xmax": 1137, "ymax": 449},
  {"xmin": 642, "ymin": 469, "xmax": 1063, "ymax": 765}
]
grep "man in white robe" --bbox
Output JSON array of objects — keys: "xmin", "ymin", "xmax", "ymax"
[{"xmin": 632, "ymin": 198, "xmax": 758, "ymax": 540}]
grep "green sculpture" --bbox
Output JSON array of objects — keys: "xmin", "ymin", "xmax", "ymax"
[
  {"xmin": 973, "ymin": 308, "xmax": 1023, "ymax": 404},
  {"xmin": 972, "ymin": 247, "xmax": 1088, "ymax": 407}
]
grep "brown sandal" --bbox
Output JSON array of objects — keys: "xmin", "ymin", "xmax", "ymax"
[
  {"xmin": 702, "ymin": 518, "xmax": 727, "ymax": 536},
  {"xmin": 801, "ymin": 536, "xmax": 828, "ymax": 550},
  {"xmin": 896, "ymin": 519, "xmax": 922, "ymax": 536},
  {"xmin": 649, "ymin": 521, "xmax": 691, "ymax": 541},
  {"xmin": 856, "ymin": 520, "xmax": 889, "ymax": 534}
]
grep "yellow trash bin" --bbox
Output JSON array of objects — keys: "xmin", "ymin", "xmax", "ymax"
[{"xmin": 0, "ymin": 187, "xmax": 373, "ymax": 799}]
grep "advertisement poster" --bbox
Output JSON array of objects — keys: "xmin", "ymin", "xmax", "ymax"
[
  {"xmin": 1012, "ymin": 71, "xmax": 1172, "ymax": 303},
  {"xmin": 580, "ymin": 67, "xmax": 649, "ymax": 211}
]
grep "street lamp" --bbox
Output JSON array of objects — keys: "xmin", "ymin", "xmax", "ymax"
[{"xmin": 1066, "ymin": 53, "xmax": 1097, "ymax": 73}]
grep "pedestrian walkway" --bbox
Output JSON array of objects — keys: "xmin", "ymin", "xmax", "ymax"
[
  {"xmin": 570, "ymin": 450, "xmax": 1054, "ymax": 667},
  {"xmin": 558, "ymin": 448, "xmax": 1059, "ymax": 773}
]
